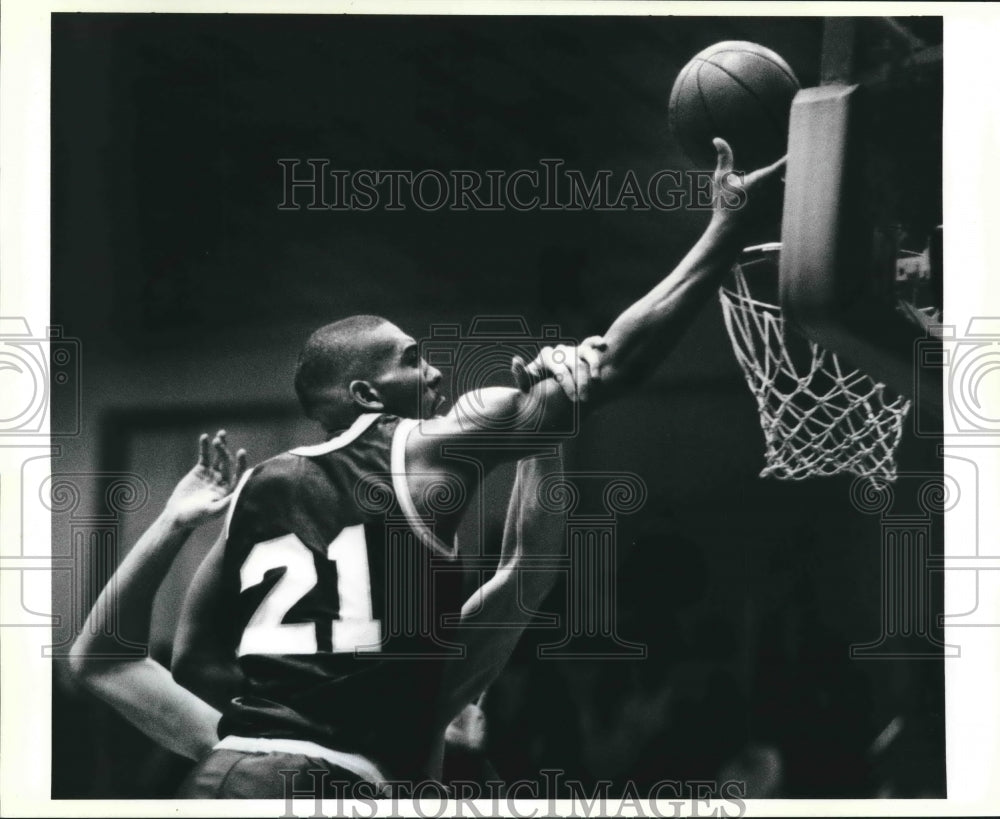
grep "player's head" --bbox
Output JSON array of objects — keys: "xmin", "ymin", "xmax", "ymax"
[{"xmin": 294, "ymin": 315, "xmax": 444, "ymax": 433}]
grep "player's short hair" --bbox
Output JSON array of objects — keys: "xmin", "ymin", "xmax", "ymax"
[{"xmin": 294, "ymin": 315, "xmax": 395, "ymax": 431}]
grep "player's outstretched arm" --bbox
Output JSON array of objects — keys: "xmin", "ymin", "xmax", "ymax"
[
  {"xmin": 586, "ymin": 139, "xmax": 785, "ymax": 392},
  {"xmin": 516, "ymin": 140, "xmax": 784, "ymax": 397},
  {"xmin": 409, "ymin": 141, "xmax": 782, "ymax": 475},
  {"xmin": 68, "ymin": 431, "xmax": 247, "ymax": 761},
  {"xmin": 424, "ymin": 141, "xmax": 785, "ymax": 744}
]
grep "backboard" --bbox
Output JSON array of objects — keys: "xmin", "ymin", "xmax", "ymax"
[{"xmin": 779, "ymin": 17, "xmax": 943, "ymax": 419}]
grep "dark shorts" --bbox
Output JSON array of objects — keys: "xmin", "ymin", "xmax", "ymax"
[{"xmin": 177, "ymin": 748, "xmax": 377, "ymax": 799}]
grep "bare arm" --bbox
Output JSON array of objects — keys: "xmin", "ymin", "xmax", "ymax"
[
  {"xmin": 68, "ymin": 432, "xmax": 246, "ymax": 760},
  {"xmin": 593, "ymin": 141, "xmax": 785, "ymax": 390},
  {"xmin": 425, "ymin": 141, "xmax": 786, "ymax": 743},
  {"xmin": 171, "ymin": 533, "xmax": 242, "ymax": 711},
  {"xmin": 409, "ymin": 141, "xmax": 784, "ymax": 476},
  {"xmin": 433, "ymin": 452, "xmax": 567, "ymax": 734}
]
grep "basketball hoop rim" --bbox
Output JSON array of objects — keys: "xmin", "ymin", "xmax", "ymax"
[{"xmin": 742, "ymin": 242, "xmax": 783, "ymax": 257}]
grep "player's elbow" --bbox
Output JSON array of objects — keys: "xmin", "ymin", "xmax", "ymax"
[
  {"xmin": 67, "ymin": 635, "xmax": 100, "ymax": 688},
  {"xmin": 67, "ymin": 642, "xmax": 129, "ymax": 703},
  {"xmin": 519, "ymin": 380, "xmax": 575, "ymax": 434},
  {"xmin": 67, "ymin": 647, "xmax": 87, "ymax": 685}
]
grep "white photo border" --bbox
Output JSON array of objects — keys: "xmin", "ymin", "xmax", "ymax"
[{"xmin": 1, "ymin": 1, "xmax": 998, "ymax": 816}]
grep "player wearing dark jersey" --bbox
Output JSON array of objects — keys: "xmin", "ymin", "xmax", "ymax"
[
  {"xmin": 175, "ymin": 318, "xmax": 600, "ymax": 796},
  {"xmin": 68, "ymin": 429, "xmax": 502, "ymax": 785},
  {"xmin": 216, "ymin": 413, "xmax": 469, "ymax": 782},
  {"xmin": 172, "ymin": 139, "xmax": 785, "ymax": 798},
  {"xmin": 69, "ymin": 139, "xmax": 785, "ymax": 798}
]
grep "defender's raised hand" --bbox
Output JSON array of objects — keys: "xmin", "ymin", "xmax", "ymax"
[
  {"xmin": 69, "ymin": 430, "xmax": 244, "ymax": 761},
  {"xmin": 165, "ymin": 431, "xmax": 248, "ymax": 529}
]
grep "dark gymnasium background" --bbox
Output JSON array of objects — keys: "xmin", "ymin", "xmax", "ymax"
[{"xmin": 50, "ymin": 14, "xmax": 945, "ymax": 798}]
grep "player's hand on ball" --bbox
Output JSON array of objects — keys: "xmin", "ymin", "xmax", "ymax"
[
  {"xmin": 165, "ymin": 430, "xmax": 248, "ymax": 529},
  {"xmin": 710, "ymin": 136, "xmax": 786, "ymax": 244},
  {"xmin": 512, "ymin": 336, "xmax": 607, "ymax": 403}
]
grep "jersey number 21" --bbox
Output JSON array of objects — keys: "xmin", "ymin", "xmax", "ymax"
[{"xmin": 237, "ymin": 525, "xmax": 382, "ymax": 656}]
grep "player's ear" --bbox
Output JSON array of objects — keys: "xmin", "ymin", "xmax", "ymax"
[{"xmin": 348, "ymin": 379, "xmax": 384, "ymax": 412}]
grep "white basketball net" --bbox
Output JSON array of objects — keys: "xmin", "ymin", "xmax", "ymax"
[{"xmin": 719, "ymin": 250, "xmax": 912, "ymax": 482}]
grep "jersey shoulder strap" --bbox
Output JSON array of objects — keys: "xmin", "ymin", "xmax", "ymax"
[{"xmin": 288, "ymin": 412, "xmax": 385, "ymax": 458}]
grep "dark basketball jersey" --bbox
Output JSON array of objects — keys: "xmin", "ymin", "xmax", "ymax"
[{"xmin": 217, "ymin": 413, "xmax": 466, "ymax": 780}]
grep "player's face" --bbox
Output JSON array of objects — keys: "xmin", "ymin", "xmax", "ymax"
[{"xmin": 370, "ymin": 326, "xmax": 445, "ymax": 420}]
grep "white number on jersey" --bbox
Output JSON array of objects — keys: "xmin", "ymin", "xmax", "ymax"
[{"xmin": 237, "ymin": 525, "xmax": 382, "ymax": 656}]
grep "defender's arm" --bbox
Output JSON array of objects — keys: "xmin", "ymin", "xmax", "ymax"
[
  {"xmin": 171, "ymin": 533, "xmax": 242, "ymax": 711},
  {"xmin": 68, "ymin": 511, "xmax": 222, "ymax": 760},
  {"xmin": 68, "ymin": 432, "xmax": 245, "ymax": 760}
]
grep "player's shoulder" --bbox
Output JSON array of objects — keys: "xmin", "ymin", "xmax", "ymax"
[
  {"xmin": 243, "ymin": 413, "xmax": 399, "ymax": 493},
  {"xmin": 247, "ymin": 449, "xmax": 308, "ymax": 482},
  {"xmin": 235, "ymin": 451, "xmax": 307, "ymax": 510}
]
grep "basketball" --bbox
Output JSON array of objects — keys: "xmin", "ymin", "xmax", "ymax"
[{"xmin": 668, "ymin": 41, "xmax": 800, "ymax": 170}]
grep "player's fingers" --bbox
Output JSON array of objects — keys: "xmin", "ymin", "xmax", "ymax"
[
  {"xmin": 747, "ymin": 154, "xmax": 787, "ymax": 189},
  {"xmin": 511, "ymin": 355, "xmax": 531, "ymax": 392},
  {"xmin": 548, "ymin": 345, "xmax": 581, "ymax": 402},
  {"xmin": 198, "ymin": 433, "xmax": 211, "ymax": 468},
  {"xmin": 210, "ymin": 434, "xmax": 223, "ymax": 464},
  {"xmin": 579, "ymin": 351, "xmax": 599, "ymax": 398},
  {"xmin": 525, "ymin": 351, "xmax": 547, "ymax": 381},
  {"xmin": 212, "ymin": 432, "xmax": 232, "ymax": 482},
  {"xmin": 537, "ymin": 347, "xmax": 563, "ymax": 393},
  {"xmin": 713, "ymin": 137, "xmax": 734, "ymax": 177},
  {"xmin": 579, "ymin": 361, "xmax": 592, "ymax": 402},
  {"xmin": 570, "ymin": 346, "xmax": 592, "ymax": 402},
  {"xmin": 535, "ymin": 347, "xmax": 561, "ymax": 386},
  {"xmin": 579, "ymin": 336, "xmax": 606, "ymax": 384},
  {"xmin": 762, "ymin": 154, "xmax": 787, "ymax": 177},
  {"xmin": 712, "ymin": 138, "xmax": 744, "ymax": 211}
]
